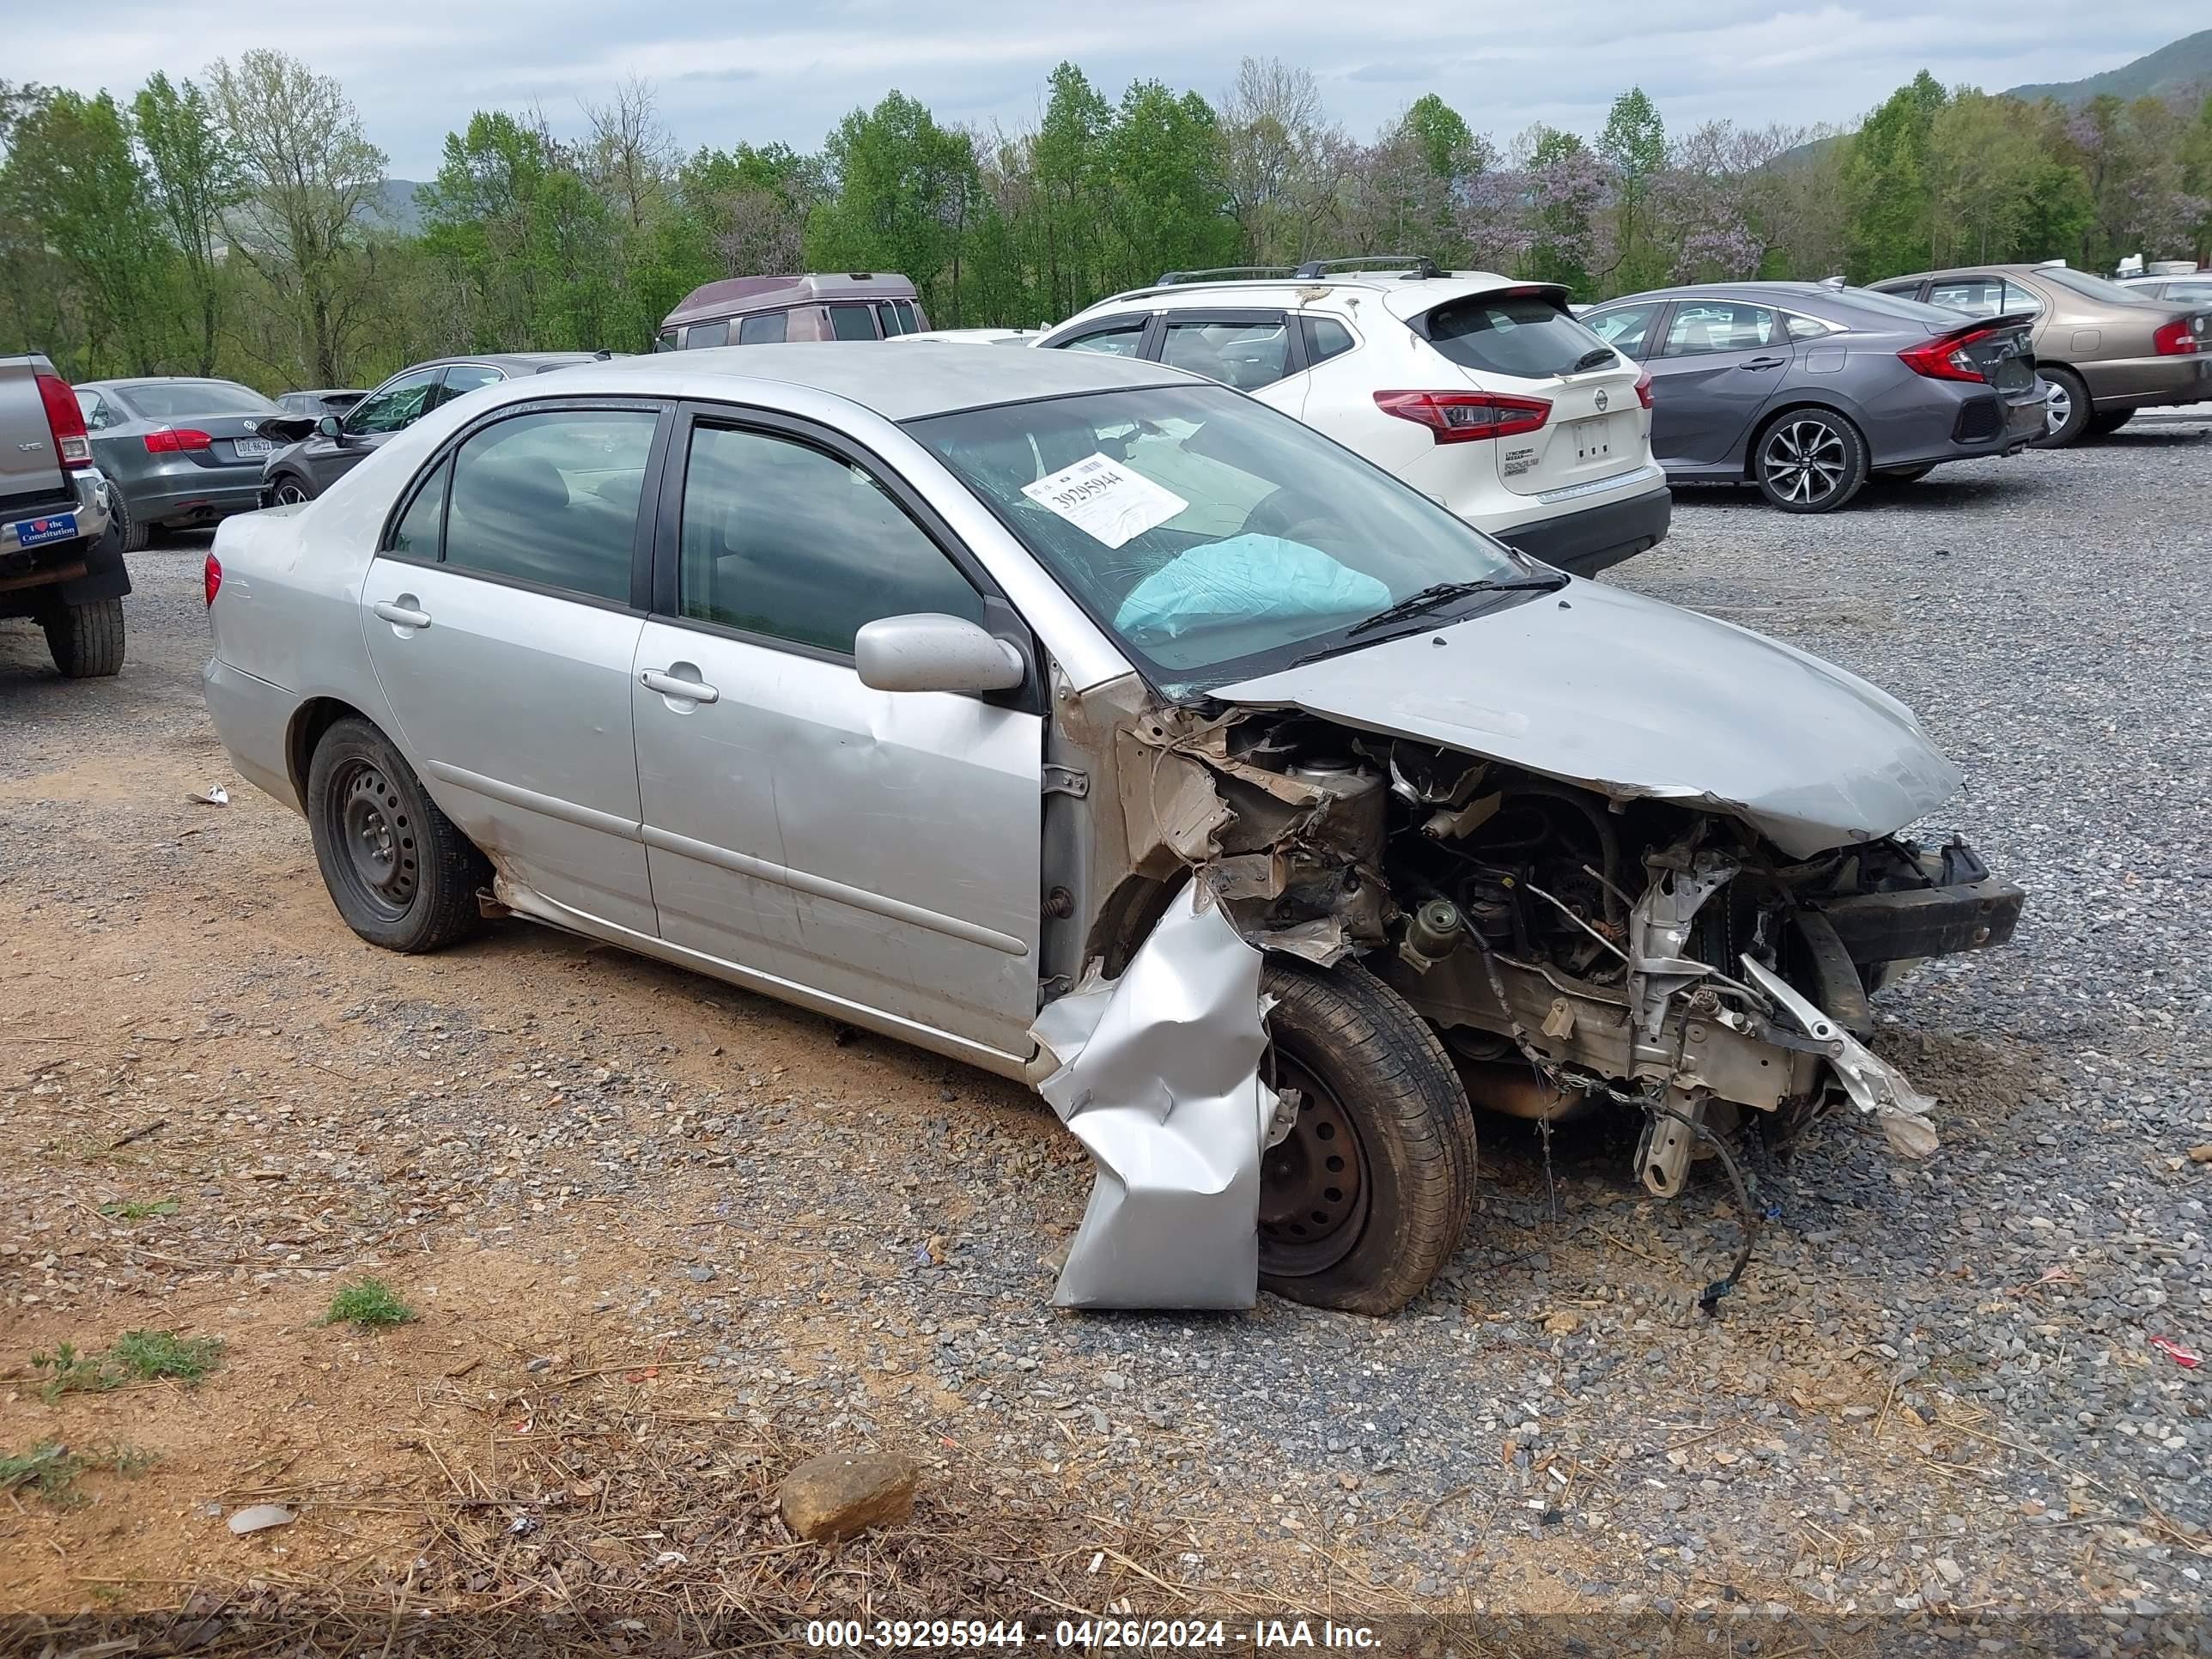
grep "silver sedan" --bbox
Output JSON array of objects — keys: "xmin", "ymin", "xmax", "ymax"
[{"xmin": 201, "ymin": 346, "xmax": 2021, "ymax": 1315}]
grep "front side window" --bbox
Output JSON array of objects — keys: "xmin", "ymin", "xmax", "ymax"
[
  {"xmin": 441, "ymin": 408, "xmax": 657, "ymax": 603},
  {"xmin": 1425, "ymin": 294, "xmax": 1613, "ymax": 378},
  {"xmin": 686, "ymin": 319, "xmax": 730, "ymax": 349},
  {"xmin": 908, "ymin": 383, "xmax": 1524, "ymax": 693},
  {"xmin": 346, "ymin": 369, "xmax": 441, "ymax": 435},
  {"xmin": 738, "ymin": 312, "xmax": 787, "ymax": 345},
  {"xmin": 1159, "ymin": 319, "xmax": 1292, "ymax": 391},
  {"xmin": 1581, "ymin": 302, "xmax": 1662, "ymax": 360},
  {"xmin": 1662, "ymin": 303, "xmax": 1780, "ymax": 356},
  {"xmin": 653, "ymin": 330, "xmax": 678, "ymax": 352},
  {"xmin": 1054, "ymin": 321, "xmax": 1146, "ymax": 357},
  {"xmin": 827, "ymin": 305, "xmax": 878, "ymax": 342},
  {"xmin": 677, "ymin": 425, "xmax": 982, "ymax": 655}
]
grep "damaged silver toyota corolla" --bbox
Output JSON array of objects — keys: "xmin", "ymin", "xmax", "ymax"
[{"xmin": 200, "ymin": 346, "xmax": 2022, "ymax": 1318}]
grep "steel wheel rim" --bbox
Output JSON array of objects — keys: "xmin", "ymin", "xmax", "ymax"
[
  {"xmin": 274, "ymin": 481, "xmax": 307, "ymax": 506},
  {"xmin": 329, "ymin": 758, "xmax": 417, "ymax": 921},
  {"xmin": 1258, "ymin": 1051, "xmax": 1371, "ymax": 1277},
  {"xmin": 2044, "ymin": 381, "xmax": 2071, "ymax": 434},
  {"xmin": 1762, "ymin": 418, "xmax": 1847, "ymax": 504}
]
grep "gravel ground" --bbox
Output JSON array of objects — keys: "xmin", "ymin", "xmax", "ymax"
[{"xmin": 2, "ymin": 423, "xmax": 2208, "ymax": 1639}]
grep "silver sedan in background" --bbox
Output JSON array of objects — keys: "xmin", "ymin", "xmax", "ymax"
[
  {"xmin": 1580, "ymin": 282, "xmax": 2046, "ymax": 511},
  {"xmin": 72, "ymin": 377, "xmax": 283, "ymax": 550},
  {"xmin": 198, "ymin": 346, "xmax": 2021, "ymax": 1316}
]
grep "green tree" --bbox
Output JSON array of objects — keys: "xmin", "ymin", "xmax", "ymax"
[
  {"xmin": 1033, "ymin": 63, "xmax": 1114, "ymax": 316},
  {"xmin": 1839, "ymin": 70, "xmax": 1947, "ymax": 280},
  {"xmin": 1600, "ymin": 87, "xmax": 1667, "ymax": 291},
  {"xmin": 1103, "ymin": 82, "xmax": 1234, "ymax": 292},
  {"xmin": 805, "ymin": 92, "xmax": 986, "ymax": 324},
  {"xmin": 133, "ymin": 74, "xmax": 241, "ymax": 374}
]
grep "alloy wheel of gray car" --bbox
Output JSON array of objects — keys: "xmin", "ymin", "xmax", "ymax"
[
  {"xmin": 272, "ymin": 477, "xmax": 311, "ymax": 506},
  {"xmin": 2033, "ymin": 368, "xmax": 2089, "ymax": 448},
  {"xmin": 1754, "ymin": 410, "xmax": 1867, "ymax": 514},
  {"xmin": 307, "ymin": 717, "xmax": 489, "ymax": 953}
]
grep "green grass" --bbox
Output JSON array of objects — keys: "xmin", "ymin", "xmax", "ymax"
[
  {"xmin": 97, "ymin": 1197, "xmax": 179, "ymax": 1221},
  {"xmin": 324, "ymin": 1278, "xmax": 417, "ymax": 1328},
  {"xmin": 0, "ymin": 1440, "xmax": 153, "ymax": 1505},
  {"xmin": 28, "ymin": 1331, "xmax": 225, "ymax": 1401}
]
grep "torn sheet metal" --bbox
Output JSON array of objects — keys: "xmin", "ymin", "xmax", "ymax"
[
  {"xmin": 1738, "ymin": 956, "xmax": 1940, "ymax": 1158},
  {"xmin": 1029, "ymin": 885, "xmax": 1275, "ymax": 1310}
]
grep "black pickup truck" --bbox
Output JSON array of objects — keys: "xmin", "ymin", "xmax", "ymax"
[{"xmin": 0, "ymin": 351, "xmax": 126, "ymax": 677}]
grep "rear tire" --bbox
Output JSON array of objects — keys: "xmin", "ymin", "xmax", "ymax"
[
  {"xmin": 1753, "ymin": 408, "xmax": 1868, "ymax": 513},
  {"xmin": 2085, "ymin": 409, "xmax": 2133, "ymax": 437},
  {"xmin": 1875, "ymin": 463, "xmax": 1935, "ymax": 483},
  {"xmin": 307, "ymin": 716, "xmax": 489, "ymax": 953},
  {"xmin": 42, "ymin": 597, "xmax": 125, "ymax": 678},
  {"xmin": 1257, "ymin": 959, "xmax": 1477, "ymax": 1315},
  {"xmin": 2033, "ymin": 367, "xmax": 2090, "ymax": 447},
  {"xmin": 108, "ymin": 491, "xmax": 150, "ymax": 553}
]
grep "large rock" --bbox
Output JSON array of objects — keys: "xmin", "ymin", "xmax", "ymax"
[{"xmin": 778, "ymin": 1451, "xmax": 920, "ymax": 1542}]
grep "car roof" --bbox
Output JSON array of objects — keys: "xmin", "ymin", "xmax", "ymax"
[
  {"xmin": 507, "ymin": 340, "xmax": 1189, "ymax": 422},
  {"xmin": 665, "ymin": 273, "xmax": 920, "ymax": 327},
  {"xmin": 1061, "ymin": 269, "xmax": 1558, "ymax": 324},
  {"xmin": 82, "ymin": 375, "xmax": 257, "ymax": 392},
  {"xmin": 425, "ymin": 352, "xmax": 602, "ymax": 372}
]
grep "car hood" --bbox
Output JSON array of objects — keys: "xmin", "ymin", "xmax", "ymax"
[{"xmin": 1210, "ymin": 577, "xmax": 1961, "ymax": 858}]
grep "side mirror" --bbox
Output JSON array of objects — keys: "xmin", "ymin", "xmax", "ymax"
[
  {"xmin": 855, "ymin": 613, "xmax": 1025, "ymax": 695},
  {"xmin": 316, "ymin": 414, "xmax": 344, "ymax": 440}
]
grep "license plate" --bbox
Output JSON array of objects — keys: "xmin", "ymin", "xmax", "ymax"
[
  {"xmin": 233, "ymin": 437, "xmax": 275, "ymax": 457},
  {"xmin": 1567, "ymin": 414, "xmax": 1613, "ymax": 463},
  {"xmin": 8, "ymin": 511, "xmax": 76, "ymax": 547}
]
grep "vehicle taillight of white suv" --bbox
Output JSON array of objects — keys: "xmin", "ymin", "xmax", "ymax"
[{"xmin": 1035, "ymin": 259, "xmax": 1669, "ymax": 576}]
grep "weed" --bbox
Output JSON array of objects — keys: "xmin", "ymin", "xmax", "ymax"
[
  {"xmin": 29, "ymin": 1330, "xmax": 224, "ymax": 1400},
  {"xmin": 0, "ymin": 1440, "xmax": 154, "ymax": 1505},
  {"xmin": 325, "ymin": 1278, "xmax": 417, "ymax": 1328},
  {"xmin": 97, "ymin": 1197, "xmax": 179, "ymax": 1221}
]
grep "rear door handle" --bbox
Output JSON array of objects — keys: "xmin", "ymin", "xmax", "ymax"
[
  {"xmin": 372, "ymin": 598, "xmax": 431, "ymax": 629},
  {"xmin": 1741, "ymin": 356, "xmax": 1786, "ymax": 370},
  {"xmin": 641, "ymin": 667, "xmax": 720, "ymax": 705}
]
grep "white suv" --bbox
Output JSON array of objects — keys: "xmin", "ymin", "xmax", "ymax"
[{"xmin": 1034, "ymin": 259, "xmax": 1669, "ymax": 575}]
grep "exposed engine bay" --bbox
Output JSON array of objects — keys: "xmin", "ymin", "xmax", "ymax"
[{"xmin": 1052, "ymin": 678, "xmax": 2024, "ymax": 1205}]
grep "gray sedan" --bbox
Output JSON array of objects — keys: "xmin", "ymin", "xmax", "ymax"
[
  {"xmin": 1580, "ymin": 283, "xmax": 2046, "ymax": 511},
  {"xmin": 73, "ymin": 377, "xmax": 283, "ymax": 550},
  {"xmin": 200, "ymin": 346, "xmax": 2021, "ymax": 1315}
]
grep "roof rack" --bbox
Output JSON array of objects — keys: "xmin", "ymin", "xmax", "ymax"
[
  {"xmin": 1291, "ymin": 255, "xmax": 1443, "ymax": 280},
  {"xmin": 1155, "ymin": 264, "xmax": 1298, "ymax": 286}
]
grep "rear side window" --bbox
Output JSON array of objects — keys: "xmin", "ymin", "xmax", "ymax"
[
  {"xmin": 739, "ymin": 312, "xmax": 787, "ymax": 345},
  {"xmin": 828, "ymin": 306, "xmax": 878, "ymax": 341},
  {"xmin": 1423, "ymin": 295, "xmax": 1611, "ymax": 379},
  {"xmin": 685, "ymin": 320, "xmax": 730, "ymax": 349},
  {"xmin": 876, "ymin": 302, "xmax": 909, "ymax": 337},
  {"xmin": 1927, "ymin": 276, "xmax": 2007, "ymax": 318},
  {"xmin": 894, "ymin": 300, "xmax": 921, "ymax": 334},
  {"xmin": 441, "ymin": 409, "xmax": 657, "ymax": 603},
  {"xmin": 1159, "ymin": 319, "xmax": 1291, "ymax": 391},
  {"xmin": 1303, "ymin": 317, "xmax": 1356, "ymax": 364},
  {"xmin": 677, "ymin": 425, "xmax": 982, "ymax": 654},
  {"xmin": 1662, "ymin": 302, "xmax": 1780, "ymax": 356}
]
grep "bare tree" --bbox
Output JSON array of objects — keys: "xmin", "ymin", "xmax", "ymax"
[
  {"xmin": 1218, "ymin": 57, "xmax": 1348, "ymax": 264},
  {"xmin": 585, "ymin": 76, "xmax": 673, "ymax": 229}
]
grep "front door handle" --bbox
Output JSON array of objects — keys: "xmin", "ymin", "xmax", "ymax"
[
  {"xmin": 641, "ymin": 666, "xmax": 720, "ymax": 705},
  {"xmin": 373, "ymin": 598, "xmax": 431, "ymax": 629},
  {"xmin": 1740, "ymin": 356, "xmax": 1786, "ymax": 370}
]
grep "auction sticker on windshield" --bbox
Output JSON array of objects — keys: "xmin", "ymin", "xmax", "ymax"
[{"xmin": 1020, "ymin": 452, "xmax": 1188, "ymax": 549}]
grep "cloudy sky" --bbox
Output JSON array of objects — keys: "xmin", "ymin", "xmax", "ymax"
[{"xmin": 10, "ymin": 0, "xmax": 2208, "ymax": 177}]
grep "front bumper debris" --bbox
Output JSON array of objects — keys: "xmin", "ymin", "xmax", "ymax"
[
  {"xmin": 1738, "ymin": 957, "xmax": 1939, "ymax": 1158},
  {"xmin": 1028, "ymin": 885, "xmax": 1276, "ymax": 1310}
]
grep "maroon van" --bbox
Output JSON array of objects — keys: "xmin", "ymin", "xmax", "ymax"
[{"xmin": 655, "ymin": 274, "xmax": 928, "ymax": 349}]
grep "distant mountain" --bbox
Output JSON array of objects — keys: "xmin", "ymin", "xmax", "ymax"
[
  {"xmin": 369, "ymin": 179, "xmax": 425, "ymax": 234},
  {"xmin": 2007, "ymin": 28, "xmax": 2212, "ymax": 106}
]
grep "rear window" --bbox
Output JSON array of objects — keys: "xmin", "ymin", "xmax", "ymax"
[
  {"xmin": 1832, "ymin": 288, "xmax": 1978, "ymax": 326},
  {"xmin": 828, "ymin": 306, "xmax": 878, "ymax": 341},
  {"xmin": 119, "ymin": 380, "xmax": 277, "ymax": 418},
  {"xmin": 1421, "ymin": 295, "xmax": 1610, "ymax": 380},
  {"xmin": 2043, "ymin": 268, "xmax": 2154, "ymax": 306}
]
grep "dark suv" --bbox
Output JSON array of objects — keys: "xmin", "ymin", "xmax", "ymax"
[
  {"xmin": 259, "ymin": 354, "xmax": 605, "ymax": 505},
  {"xmin": 654, "ymin": 273, "xmax": 927, "ymax": 350}
]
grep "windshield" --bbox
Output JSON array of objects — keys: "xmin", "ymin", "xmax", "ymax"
[
  {"xmin": 117, "ymin": 380, "xmax": 277, "ymax": 418},
  {"xmin": 2043, "ymin": 268, "xmax": 2155, "ymax": 306},
  {"xmin": 907, "ymin": 384, "xmax": 1527, "ymax": 695}
]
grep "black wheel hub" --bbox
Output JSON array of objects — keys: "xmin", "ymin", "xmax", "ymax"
[
  {"xmin": 331, "ymin": 760, "xmax": 417, "ymax": 920},
  {"xmin": 1258, "ymin": 1052, "xmax": 1370, "ymax": 1277}
]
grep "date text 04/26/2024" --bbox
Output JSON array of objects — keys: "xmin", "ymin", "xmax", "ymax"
[{"xmin": 802, "ymin": 1619, "xmax": 1382, "ymax": 1650}]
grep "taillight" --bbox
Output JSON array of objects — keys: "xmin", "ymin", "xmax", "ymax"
[
  {"xmin": 33, "ymin": 372, "xmax": 90, "ymax": 468},
  {"xmin": 1899, "ymin": 327, "xmax": 1996, "ymax": 383},
  {"xmin": 204, "ymin": 553, "xmax": 222, "ymax": 607},
  {"xmin": 1372, "ymin": 390, "xmax": 1552, "ymax": 442},
  {"xmin": 1634, "ymin": 366, "xmax": 1654, "ymax": 410},
  {"xmin": 2153, "ymin": 318, "xmax": 2200, "ymax": 356},
  {"xmin": 144, "ymin": 428, "xmax": 214, "ymax": 453}
]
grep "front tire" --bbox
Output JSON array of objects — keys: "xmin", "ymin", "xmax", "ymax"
[
  {"xmin": 2033, "ymin": 367, "xmax": 2090, "ymax": 447},
  {"xmin": 270, "ymin": 474, "xmax": 313, "ymax": 507},
  {"xmin": 43, "ymin": 597, "xmax": 125, "ymax": 678},
  {"xmin": 1753, "ymin": 408, "xmax": 1868, "ymax": 513},
  {"xmin": 307, "ymin": 717, "xmax": 489, "ymax": 953},
  {"xmin": 1257, "ymin": 960, "xmax": 1477, "ymax": 1315}
]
